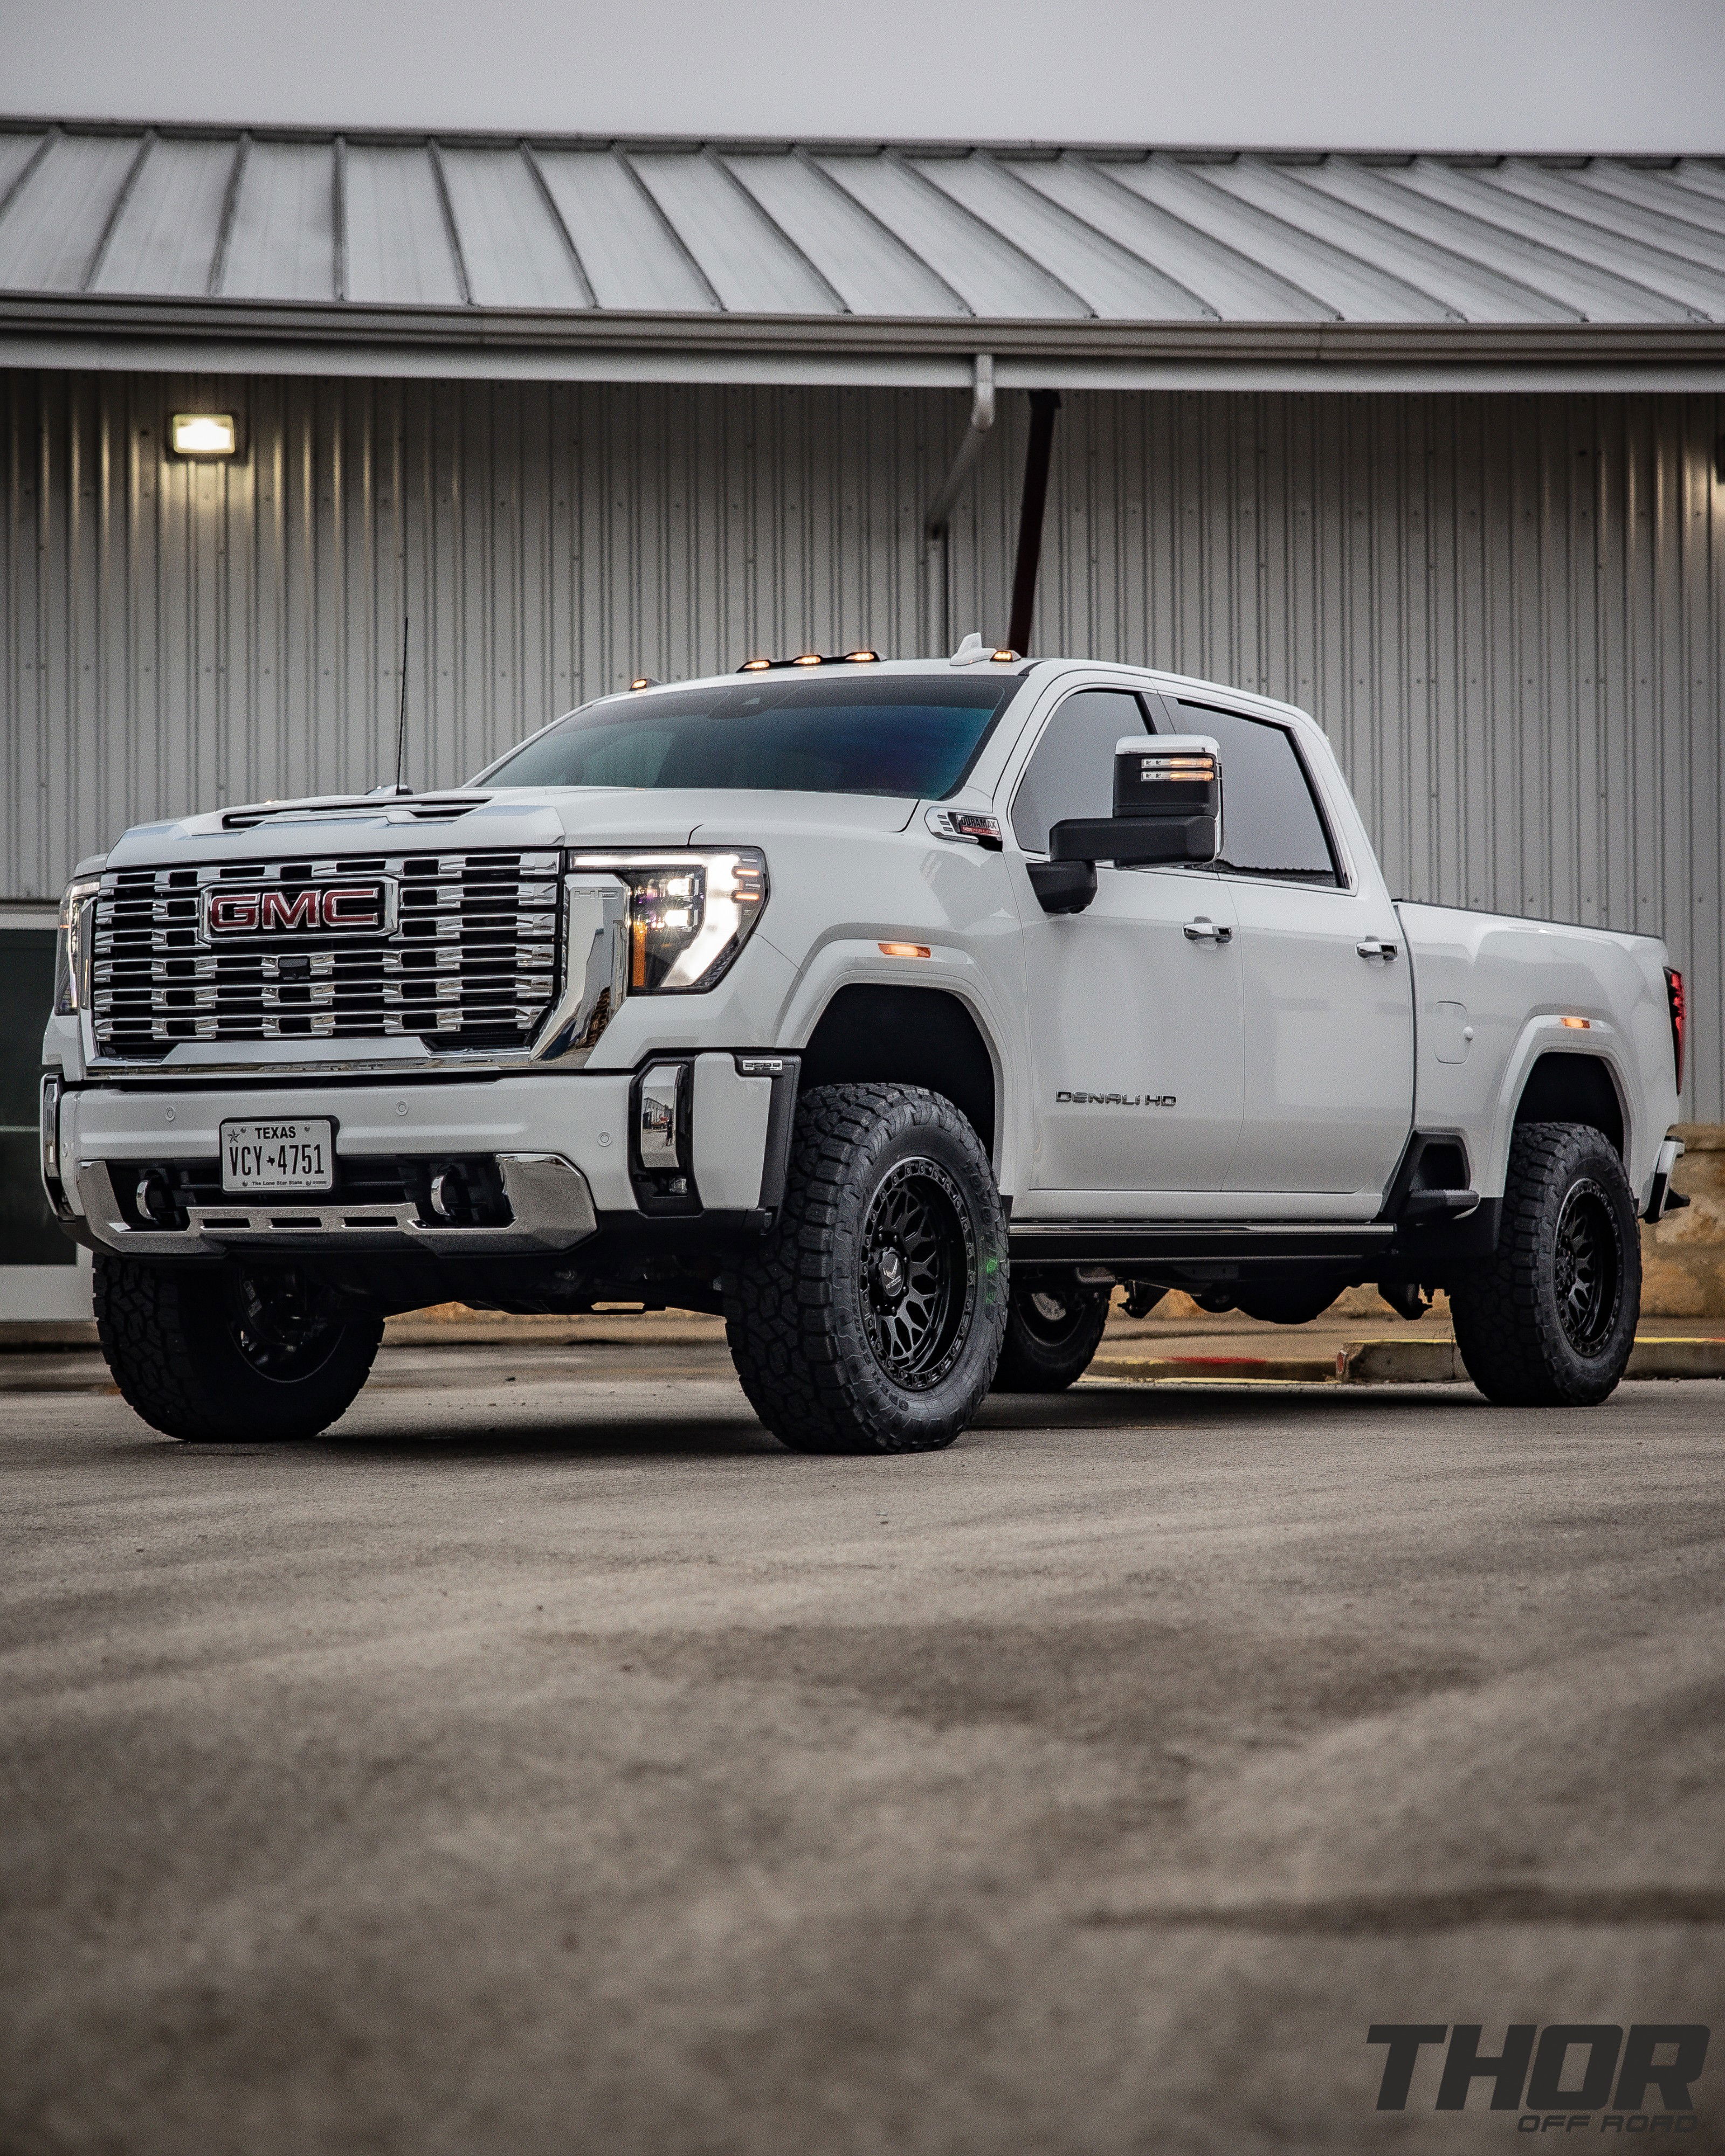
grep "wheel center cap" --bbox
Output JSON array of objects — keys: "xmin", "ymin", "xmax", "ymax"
[{"xmin": 869, "ymin": 1245, "xmax": 907, "ymax": 1307}]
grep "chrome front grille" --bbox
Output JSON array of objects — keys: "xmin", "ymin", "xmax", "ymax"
[{"xmin": 91, "ymin": 849, "xmax": 560, "ymax": 1057}]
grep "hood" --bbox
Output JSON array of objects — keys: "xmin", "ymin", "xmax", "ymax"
[{"xmin": 103, "ymin": 786, "xmax": 917, "ymax": 869}]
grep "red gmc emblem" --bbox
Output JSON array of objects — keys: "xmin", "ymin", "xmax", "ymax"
[{"xmin": 201, "ymin": 880, "xmax": 396, "ymax": 939}]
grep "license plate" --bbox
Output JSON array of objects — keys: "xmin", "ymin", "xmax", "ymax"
[{"xmin": 220, "ymin": 1119, "xmax": 334, "ymax": 1193}]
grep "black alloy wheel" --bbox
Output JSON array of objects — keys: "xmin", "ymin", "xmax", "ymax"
[
  {"xmin": 859, "ymin": 1157, "xmax": 976, "ymax": 1390},
  {"xmin": 1552, "ymin": 1178, "xmax": 1622, "ymax": 1355},
  {"xmin": 227, "ymin": 1266, "xmax": 348, "ymax": 1383}
]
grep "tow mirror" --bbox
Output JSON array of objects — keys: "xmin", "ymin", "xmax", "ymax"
[{"xmin": 1030, "ymin": 736, "xmax": 1222, "ymax": 914}]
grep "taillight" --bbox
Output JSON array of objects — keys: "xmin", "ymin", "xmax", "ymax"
[{"xmin": 1665, "ymin": 966, "xmax": 1686, "ymax": 1095}]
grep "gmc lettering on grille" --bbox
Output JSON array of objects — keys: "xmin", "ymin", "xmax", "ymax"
[{"xmin": 201, "ymin": 882, "xmax": 395, "ymax": 938}]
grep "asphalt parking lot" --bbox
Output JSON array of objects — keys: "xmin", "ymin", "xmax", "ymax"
[{"xmin": 3, "ymin": 1343, "xmax": 1723, "ymax": 2156}]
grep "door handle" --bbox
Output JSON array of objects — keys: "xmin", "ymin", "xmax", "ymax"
[
  {"xmin": 1184, "ymin": 917, "xmax": 1232, "ymax": 944},
  {"xmin": 1356, "ymin": 937, "xmax": 1399, "ymax": 960}
]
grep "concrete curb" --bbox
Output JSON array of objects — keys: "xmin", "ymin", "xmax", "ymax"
[
  {"xmin": 1088, "ymin": 1353, "xmax": 1336, "ymax": 1386},
  {"xmin": 1089, "ymin": 1336, "xmax": 1725, "ymax": 1387},
  {"xmin": 1627, "ymin": 1337, "xmax": 1725, "ymax": 1379}
]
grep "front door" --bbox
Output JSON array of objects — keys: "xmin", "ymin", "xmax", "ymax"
[{"xmin": 1006, "ymin": 687, "xmax": 1245, "ymax": 1204}]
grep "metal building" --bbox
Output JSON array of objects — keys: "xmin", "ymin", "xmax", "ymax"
[{"xmin": 3, "ymin": 121, "xmax": 1722, "ymax": 1312}]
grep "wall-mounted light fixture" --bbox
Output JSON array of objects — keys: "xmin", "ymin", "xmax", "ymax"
[{"xmin": 170, "ymin": 413, "xmax": 237, "ymax": 458}]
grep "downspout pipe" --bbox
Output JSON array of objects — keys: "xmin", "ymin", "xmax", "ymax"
[
  {"xmin": 922, "ymin": 354, "xmax": 995, "ymax": 658},
  {"xmin": 1006, "ymin": 389, "xmax": 1061, "ymax": 658}
]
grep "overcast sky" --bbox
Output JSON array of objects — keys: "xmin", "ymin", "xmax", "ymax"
[{"xmin": 4, "ymin": 0, "xmax": 1722, "ymax": 153}]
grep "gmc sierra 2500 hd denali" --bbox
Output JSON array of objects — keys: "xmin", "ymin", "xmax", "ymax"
[{"xmin": 42, "ymin": 641, "xmax": 1687, "ymax": 1453}]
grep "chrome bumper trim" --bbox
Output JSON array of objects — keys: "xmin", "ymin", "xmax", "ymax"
[{"xmin": 73, "ymin": 1152, "xmax": 598, "ymax": 1258}]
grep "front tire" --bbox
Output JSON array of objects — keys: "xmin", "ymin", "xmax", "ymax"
[
  {"xmin": 725, "ymin": 1083, "xmax": 1008, "ymax": 1453},
  {"xmin": 94, "ymin": 1255, "xmax": 383, "ymax": 1442},
  {"xmin": 991, "ymin": 1270, "xmax": 1110, "ymax": 1392},
  {"xmin": 1450, "ymin": 1121, "xmax": 1640, "ymax": 1407}
]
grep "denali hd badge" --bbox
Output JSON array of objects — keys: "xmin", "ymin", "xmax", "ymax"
[
  {"xmin": 200, "ymin": 879, "xmax": 396, "ymax": 939},
  {"xmin": 1057, "ymin": 1090, "xmax": 1177, "ymax": 1107}
]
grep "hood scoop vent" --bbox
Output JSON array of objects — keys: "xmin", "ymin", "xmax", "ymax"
[{"xmin": 223, "ymin": 794, "xmax": 492, "ymax": 832}]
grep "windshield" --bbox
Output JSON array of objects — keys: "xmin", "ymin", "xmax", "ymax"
[{"xmin": 478, "ymin": 674, "xmax": 1024, "ymax": 799}]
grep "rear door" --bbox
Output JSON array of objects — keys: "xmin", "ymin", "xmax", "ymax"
[{"xmin": 1165, "ymin": 699, "xmax": 1413, "ymax": 1201}]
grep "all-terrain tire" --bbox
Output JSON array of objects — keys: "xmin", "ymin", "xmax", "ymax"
[
  {"xmin": 724, "ymin": 1083, "xmax": 1008, "ymax": 1453},
  {"xmin": 94, "ymin": 1255, "xmax": 383, "ymax": 1442},
  {"xmin": 991, "ymin": 1271, "xmax": 1110, "ymax": 1392},
  {"xmin": 1450, "ymin": 1121, "xmax": 1641, "ymax": 1407}
]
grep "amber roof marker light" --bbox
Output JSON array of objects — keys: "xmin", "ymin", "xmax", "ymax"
[
  {"xmin": 736, "ymin": 650, "xmax": 882, "ymax": 672},
  {"xmin": 629, "ymin": 676, "xmax": 660, "ymax": 692}
]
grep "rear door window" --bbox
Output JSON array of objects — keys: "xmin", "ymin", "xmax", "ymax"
[{"xmin": 1173, "ymin": 702, "xmax": 1341, "ymax": 886}]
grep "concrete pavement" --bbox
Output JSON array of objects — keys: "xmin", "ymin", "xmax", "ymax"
[{"xmin": 2, "ymin": 1343, "xmax": 1722, "ymax": 2154}]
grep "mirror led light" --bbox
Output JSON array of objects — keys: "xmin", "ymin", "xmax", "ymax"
[{"xmin": 170, "ymin": 412, "xmax": 237, "ymax": 457}]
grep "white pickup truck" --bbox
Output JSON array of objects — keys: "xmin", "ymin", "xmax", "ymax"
[{"xmin": 41, "ymin": 643, "xmax": 1687, "ymax": 1452}]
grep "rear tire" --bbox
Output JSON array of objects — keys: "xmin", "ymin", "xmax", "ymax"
[
  {"xmin": 1450, "ymin": 1121, "xmax": 1640, "ymax": 1407},
  {"xmin": 724, "ymin": 1083, "xmax": 1008, "ymax": 1453},
  {"xmin": 991, "ymin": 1271, "xmax": 1110, "ymax": 1392},
  {"xmin": 94, "ymin": 1255, "xmax": 382, "ymax": 1442}
]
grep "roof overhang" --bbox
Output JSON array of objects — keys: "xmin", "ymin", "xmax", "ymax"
[{"xmin": 4, "ymin": 294, "xmax": 1724, "ymax": 392}]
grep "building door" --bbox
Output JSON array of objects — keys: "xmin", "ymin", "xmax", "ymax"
[{"xmin": 0, "ymin": 915, "xmax": 90, "ymax": 1321}]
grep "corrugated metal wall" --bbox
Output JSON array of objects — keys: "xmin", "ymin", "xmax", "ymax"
[{"xmin": 3, "ymin": 369, "xmax": 1720, "ymax": 1114}]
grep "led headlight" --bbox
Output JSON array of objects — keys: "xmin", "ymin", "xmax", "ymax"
[
  {"xmin": 53, "ymin": 877, "xmax": 101, "ymax": 1015},
  {"xmin": 568, "ymin": 849, "xmax": 767, "ymax": 994}
]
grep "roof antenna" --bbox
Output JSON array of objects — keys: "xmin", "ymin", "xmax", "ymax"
[{"xmin": 392, "ymin": 613, "xmax": 410, "ymax": 795}]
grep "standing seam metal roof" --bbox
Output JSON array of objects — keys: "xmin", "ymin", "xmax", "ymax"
[{"xmin": 2, "ymin": 122, "xmax": 1723, "ymax": 381}]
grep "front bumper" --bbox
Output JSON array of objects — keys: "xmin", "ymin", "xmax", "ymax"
[
  {"xmin": 49, "ymin": 1061, "xmax": 779, "ymax": 1260},
  {"xmin": 68, "ymin": 1151, "xmax": 599, "ymax": 1260}
]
